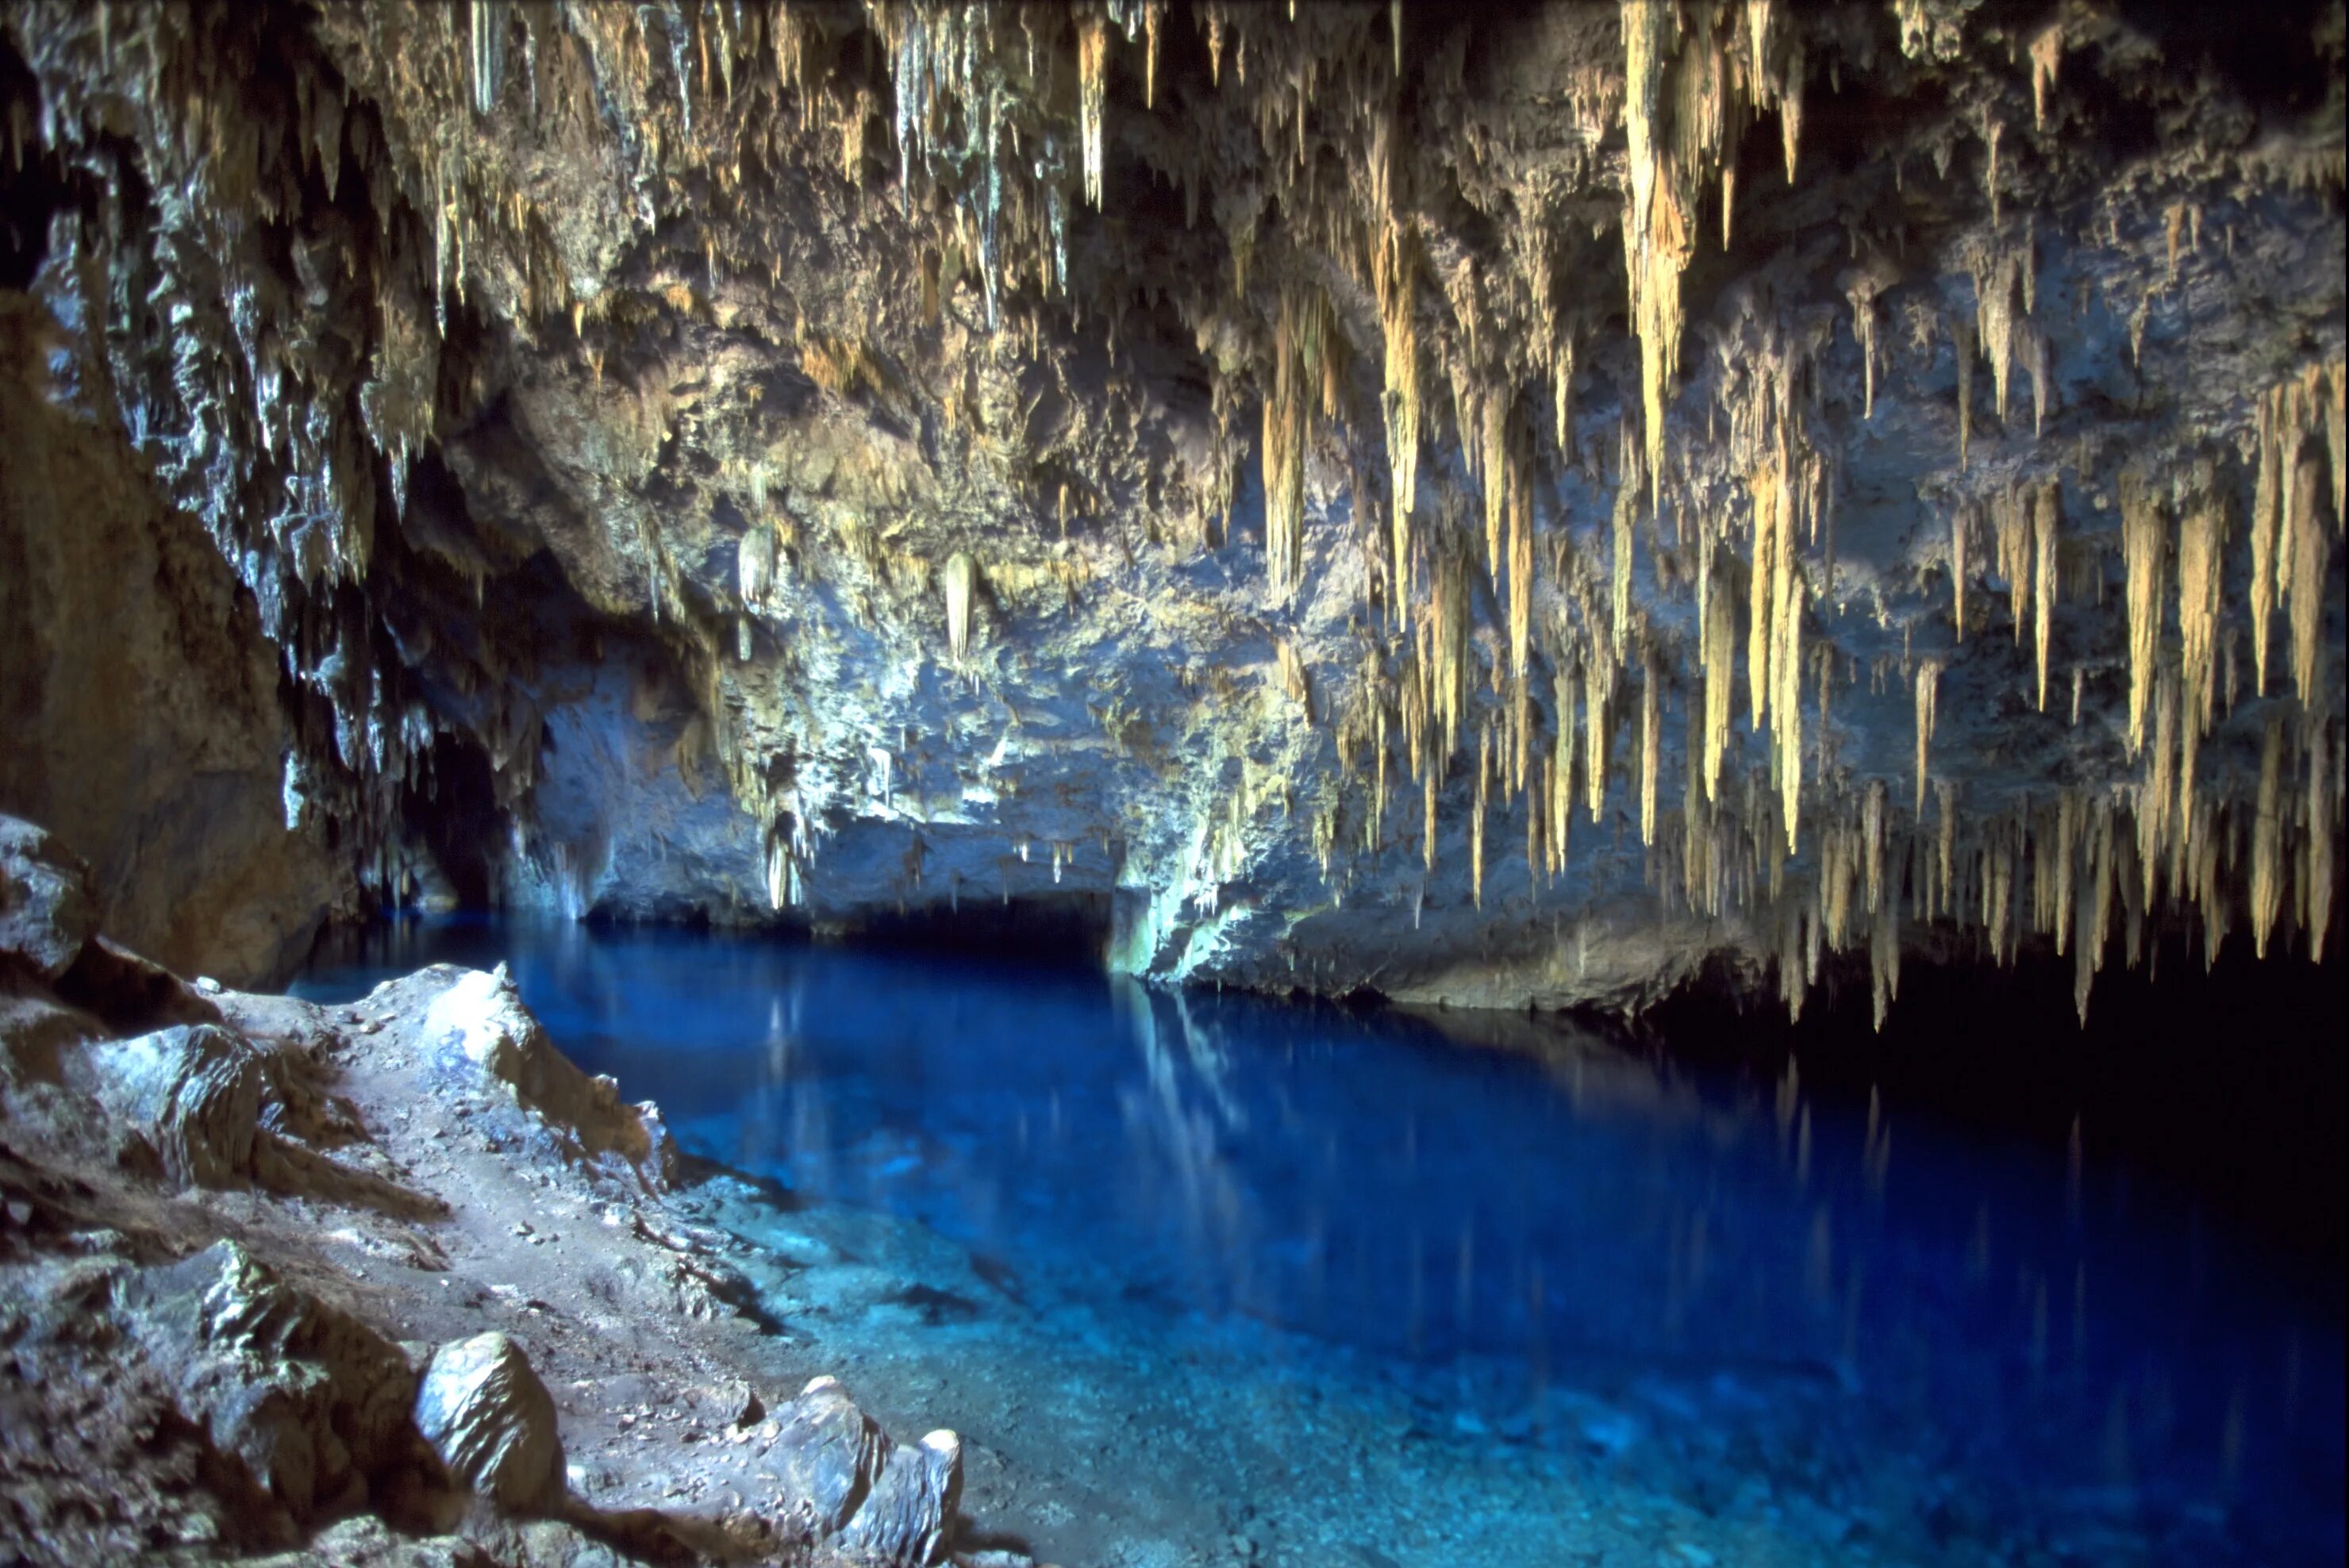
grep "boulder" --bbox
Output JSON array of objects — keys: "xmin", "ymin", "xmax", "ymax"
[
  {"xmin": 412, "ymin": 1332, "xmax": 563, "ymax": 1513},
  {"xmin": 839, "ymin": 1428, "xmax": 964, "ymax": 1566},
  {"xmin": 75, "ymin": 1022, "xmax": 267, "ymax": 1186},
  {"xmin": 0, "ymin": 814, "xmax": 98, "ymax": 981},
  {"xmin": 771, "ymin": 1375, "xmax": 888, "ymax": 1534},
  {"xmin": 771, "ymin": 1376, "xmax": 963, "ymax": 1564}
]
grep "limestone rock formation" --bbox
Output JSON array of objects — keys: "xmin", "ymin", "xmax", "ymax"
[
  {"xmin": 0, "ymin": 2, "xmax": 2340, "ymax": 1017},
  {"xmin": 0, "ymin": 289, "xmax": 349, "ymax": 990},
  {"xmin": 0, "ymin": 817, "xmax": 994, "ymax": 1566},
  {"xmin": 73, "ymin": 1023, "xmax": 268, "ymax": 1187},
  {"xmin": 0, "ymin": 815, "xmax": 96, "ymax": 982},
  {"xmin": 412, "ymin": 1331, "xmax": 564, "ymax": 1513},
  {"xmin": 111, "ymin": 1239, "xmax": 422, "ymax": 1524},
  {"xmin": 774, "ymin": 1375, "xmax": 965, "ymax": 1565},
  {"xmin": 421, "ymin": 963, "xmax": 677, "ymax": 1190}
]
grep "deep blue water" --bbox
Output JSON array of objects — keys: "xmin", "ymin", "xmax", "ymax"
[{"xmin": 297, "ymin": 916, "xmax": 2346, "ymax": 1566}]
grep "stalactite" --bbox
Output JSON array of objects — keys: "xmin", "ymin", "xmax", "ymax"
[
  {"xmin": 1951, "ymin": 503, "xmax": 1970, "ymax": 640},
  {"xmin": 1584, "ymin": 646, "xmax": 1611, "ymax": 823},
  {"xmin": 1701, "ymin": 555, "xmax": 1735, "ymax": 804},
  {"xmin": 1954, "ymin": 320, "xmax": 1976, "ymax": 469},
  {"xmin": 1621, "ymin": 0, "xmax": 1692, "ymax": 500},
  {"xmin": 2032, "ymin": 482, "xmax": 2059, "ymax": 711},
  {"xmin": 1847, "ymin": 275, "xmax": 1880, "ymax": 419},
  {"xmin": 2250, "ymin": 385, "xmax": 2286, "ymax": 694},
  {"xmin": 1078, "ymin": 14, "xmax": 1109, "ymax": 209},
  {"xmin": 2120, "ymin": 474, "xmax": 2165, "ymax": 758},
  {"xmin": 2252, "ymin": 714, "xmax": 2286, "ymax": 959},
  {"xmin": 1377, "ymin": 218, "xmax": 1421, "ymax": 584},
  {"xmin": 1472, "ymin": 725, "xmax": 1490, "ymax": 908},
  {"xmin": 2141, "ymin": 666, "xmax": 2179, "ymax": 906},
  {"xmin": 1914, "ymin": 659, "xmax": 1940, "ymax": 817},
  {"xmin": 1551, "ymin": 666, "xmax": 1577, "ymax": 876},
  {"xmin": 1612, "ymin": 459, "xmax": 1638, "ymax": 663},
  {"xmin": 2029, "ymin": 25, "xmax": 2064, "ymax": 130},
  {"xmin": 943, "ymin": 550, "xmax": 977, "ymax": 662},
  {"xmin": 1640, "ymin": 655, "xmax": 1662, "ymax": 848},
  {"xmin": 2289, "ymin": 455, "xmax": 2330, "ymax": 709},
  {"xmin": 1262, "ymin": 288, "xmax": 1309, "ymax": 602},
  {"xmin": 2310, "ymin": 722, "xmax": 2336, "ymax": 963}
]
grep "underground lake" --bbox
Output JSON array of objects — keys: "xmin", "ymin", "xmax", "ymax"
[{"xmin": 290, "ymin": 915, "xmax": 2347, "ymax": 1568}]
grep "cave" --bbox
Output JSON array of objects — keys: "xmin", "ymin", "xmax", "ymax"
[{"xmin": 0, "ymin": 2, "xmax": 2342, "ymax": 1564}]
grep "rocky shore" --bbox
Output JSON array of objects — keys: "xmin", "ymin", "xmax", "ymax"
[{"xmin": 0, "ymin": 813, "xmax": 1005, "ymax": 1568}]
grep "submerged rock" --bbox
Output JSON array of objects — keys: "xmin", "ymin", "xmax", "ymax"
[{"xmin": 412, "ymin": 1332, "xmax": 563, "ymax": 1513}]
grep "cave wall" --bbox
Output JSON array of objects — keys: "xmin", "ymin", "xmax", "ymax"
[
  {"xmin": 0, "ymin": 1, "xmax": 2341, "ymax": 1017},
  {"xmin": 0, "ymin": 286, "xmax": 346, "ymax": 986}
]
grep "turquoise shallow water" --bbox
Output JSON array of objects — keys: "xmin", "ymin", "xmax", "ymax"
[{"xmin": 298, "ymin": 916, "xmax": 2345, "ymax": 1567}]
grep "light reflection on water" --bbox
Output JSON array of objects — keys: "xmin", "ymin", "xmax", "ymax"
[{"xmin": 298, "ymin": 915, "xmax": 2344, "ymax": 1566}]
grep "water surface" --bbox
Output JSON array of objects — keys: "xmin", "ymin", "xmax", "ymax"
[{"xmin": 298, "ymin": 917, "xmax": 2345, "ymax": 1567}]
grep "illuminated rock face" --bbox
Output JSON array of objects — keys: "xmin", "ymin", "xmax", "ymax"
[{"xmin": 0, "ymin": 2, "xmax": 2340, "ymax": 1014}]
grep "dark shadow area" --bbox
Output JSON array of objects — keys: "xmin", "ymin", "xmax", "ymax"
[
  {"xmin": 1636, "ymin": 932, "xmax": 2349, "ymax": 1270},
  {"xmin": 828, "ymin": 890, "xmax": 1115, "ymax": 970}
]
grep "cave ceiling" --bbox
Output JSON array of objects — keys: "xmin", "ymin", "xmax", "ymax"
[{"xmin": 2, "ymin": 0, "xmax": 2343, "ymax": 1014}]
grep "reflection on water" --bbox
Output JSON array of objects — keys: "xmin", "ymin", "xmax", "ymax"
[{"xmin": 299, "ymin": 916, "xmax": 2345, "ymax": 1566}]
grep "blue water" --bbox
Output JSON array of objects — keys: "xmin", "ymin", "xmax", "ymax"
[{"xmin": 298, "ymin": 916, "xmax": 2345, "ymax": 1566}]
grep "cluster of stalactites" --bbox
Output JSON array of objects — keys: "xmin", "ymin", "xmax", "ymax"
[
  {"xmin": 2247, "ymin": 363, "xmax": 2346, "ymax": 707},
  {"xmin": 1620, "ymin": 0, "xmax": 1807, "ymax": 498}
]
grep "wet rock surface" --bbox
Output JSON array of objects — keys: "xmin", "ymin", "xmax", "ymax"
[{"xmin": 0, "ymin": 819, "xmax": 993, "ymax": 1567}]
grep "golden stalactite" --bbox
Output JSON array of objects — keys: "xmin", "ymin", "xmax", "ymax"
[
  {"xmin": 2289, "ymin": 454, "xmax": 2331, "ymax": 709},
  {"xmin": 2120, "ymin": 472, "xmax": 2165, "ymax": 758},
  {"xmin": 2028, "ymin": 24, "xmax": 2065, "ymax": 130},
  {"xmin": 1914, "ymin": 658, "xmax": 1940, "ymax": 817},
  {"xmin": 1078, "ymin": 12, "xmax": 1110, "ymax": 209},
  {"xmin": 1621, "ymin": 0, "xmax": 1693, "ymax": 504},
  {"xmin": 2309, "ymin": 722, "xmax": 2336, "ymax": 963},
  {"xmin": 2251, "ymin": 713, "xmax": 2286, "ymax": 959},
  {"xmin": 2032, "ymin": 482, "xmax": 2059, "ymax": 712},
  {"xmin": 1701, "ymin": 552, "xmax": 1736, "ymax": 805},
  {"xmin": 1640, "ymin": 651, "xmax": 1663, "ymax": 848},
  {"xmin": 1583, "ymin": 642, "xmax": 1612, "ymax": 824}
]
